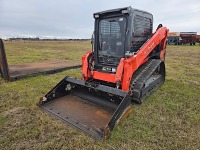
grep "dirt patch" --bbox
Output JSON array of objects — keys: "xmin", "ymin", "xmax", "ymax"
[
  {"xmin": 3, "ymin": 107, "xmax": 26, "ymax": 117},
  {"xmin": 2, "ymin": 107, "xmax": 27, "ymax": 131},
  {"xmin": 187, "ymin": 80, "xmax": 200, "ymax": 86},
  {"xmin": 9, "ymin": 60, "xmax": 80, "ymax": 77}
]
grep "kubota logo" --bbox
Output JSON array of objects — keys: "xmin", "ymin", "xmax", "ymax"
[{"xmin": 145, "ymin": 42, "xmax": 155, "ymax": 54}]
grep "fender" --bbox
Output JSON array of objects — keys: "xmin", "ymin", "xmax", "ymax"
[{"xmin": 82, "ymin": 51, "xmax": 93, "ymax": 80}]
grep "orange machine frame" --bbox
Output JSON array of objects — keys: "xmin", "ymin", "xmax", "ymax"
[{"xmin": 82, "ymin": 27, "xmax": 169, "ymax": 91}]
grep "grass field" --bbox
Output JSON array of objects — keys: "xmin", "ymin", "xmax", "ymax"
[{"xmin": 0, "ymin": 41, "xmax": 200, "ymax": 149}]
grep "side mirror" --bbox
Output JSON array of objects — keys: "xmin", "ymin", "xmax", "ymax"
[
  {"xmin": 91, "ymin": 32, "xmax": 94, "ymax": 52},
  {"xmin": 91, "ymin": 32, "xmax": 94, "ymax": 44}
]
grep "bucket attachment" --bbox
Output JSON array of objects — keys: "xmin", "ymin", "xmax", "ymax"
[
  {"xmin": 0, "ymin": 39, "xmax": 81, "ymax": 81},
  {"xmin": 38, "ymin": 77, "xmax": 132, "ymax": 140}
]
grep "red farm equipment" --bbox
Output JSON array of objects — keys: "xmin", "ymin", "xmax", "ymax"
[{"xmin": 38, "ymin": 6, "xmax": 169, "ymax": 140}]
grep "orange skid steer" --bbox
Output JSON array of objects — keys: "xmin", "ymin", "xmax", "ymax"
[{"xmin": 38, "ymin": 6, "xmax": 169, "ymax": 140}]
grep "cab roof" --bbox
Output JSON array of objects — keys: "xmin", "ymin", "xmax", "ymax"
[{"xmin": 93, "ymin": 6, "xmax": 152, "ymax": 18}]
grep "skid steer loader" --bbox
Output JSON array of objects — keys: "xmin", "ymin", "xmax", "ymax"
[{"xmin": 38, "ymin": 6, "xmax": 169, "ymax": 140}]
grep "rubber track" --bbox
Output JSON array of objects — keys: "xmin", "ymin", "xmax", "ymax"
[{"xmin": 130, "ymin": 59, "xmax": 164, "ymax": 103}]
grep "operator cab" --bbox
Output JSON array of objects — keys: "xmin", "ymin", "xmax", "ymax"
[{"xmin": 93, "ymin": 6, "xmax": 153, "ymax": 73}]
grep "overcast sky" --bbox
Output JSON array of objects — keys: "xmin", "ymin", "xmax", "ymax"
[{"xmin": 0, "ymin": 0, "xmax": 200, "ymax": 39}]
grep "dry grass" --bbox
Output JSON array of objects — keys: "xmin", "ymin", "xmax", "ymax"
[
  {"xmin": 0, "ymin": 42, "xmax": 200, "ymax": 149},
  {"xmin": 4, "ymin": 40, "xmax": 90, "ymax": 64}
]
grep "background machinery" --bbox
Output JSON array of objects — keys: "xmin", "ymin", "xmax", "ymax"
[
  {"xmin": 0, "ymin": 39, "xmax": 80, "ymax": 81},
  {"xmin": 167, "ymin": 32, "xmax": 181, "ymax": 45},
  {"xmin": 180, "ymin": 32, "xmax": 197, "ymax": 45},
  {"xmin": 38, "ymin": 6, "xmax": 169, "ymax": 140}
]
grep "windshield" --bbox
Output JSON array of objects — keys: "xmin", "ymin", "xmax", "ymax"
[{"xmin": 98, "ymin": 17, "xmax": 126, "ymax": 64}]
